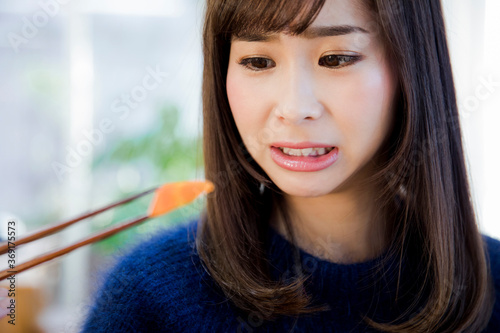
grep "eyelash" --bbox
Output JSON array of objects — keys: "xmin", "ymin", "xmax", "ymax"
[
  {"xmin": 238, "ymin": 57, "xmax": 275, "ymax": 71},
  {"xmin": 319, "ymin": 55, "xmax": 361, "ymax": 68},
  {"xmin": 238, "ymin": 54, "xmax": 361, "ymax": 72}
]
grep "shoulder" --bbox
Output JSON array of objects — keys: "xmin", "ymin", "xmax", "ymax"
[
  {"xmin": 483, "ymin": 234, "xmax": 500, "ymax": 332},
  {"xmin": 483, "ymin": 234, "xmax": 500, "ymax": 279},
  {"xmin": 484, "ymin": 234, "xmax": 500, "ymax": 296},
  {"xmin": 484, "ymin": 234, "xmax": 500, "ymax": 269},
  {"xmin": 114, "ymin": 219, "xmax": 199, "ymax": 276},
  {"xmin": 98, "ymin": 219, "xmax": 201, "ymax": 293},
  {"xmin": 81, "ymin": 220, "xmax": 233, "ymax": 332}
]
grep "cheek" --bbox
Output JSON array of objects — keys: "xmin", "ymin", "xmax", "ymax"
[
  {"xmin": 333, "ymin": 63, "xmax": 396, "ymax": 155},
  {"xmin": 226, "ymin": 71, "xmax": 261, "ymax": 129},
  {"xmin": 227, "ymin": 71, "xmax": 251, "ymax": 135},
  {"xmin": 226, "ymin": 62, "xmax": 277, "ymax": 124},
  {"xmin": 226, "ymin": 71, "xmax": 245, "ymax": 123},
  {"xmin": 226, "ymin": 68, "xmax": 270, "ymax": 156}
]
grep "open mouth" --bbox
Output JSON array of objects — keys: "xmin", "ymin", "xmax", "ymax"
[
  {"xmin": 270, "ymin": 146, "xmax": 339, "ymax": 172},
  {"xmin": 278, "ymin": 147, "xmax": 334, "ymax": 157}
]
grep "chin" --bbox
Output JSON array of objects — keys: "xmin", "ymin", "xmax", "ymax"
[{"xmin": 271, "ymin": 176, "xmax": 340, "ymax": 198}]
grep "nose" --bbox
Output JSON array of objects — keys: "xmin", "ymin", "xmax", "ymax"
[{"xmin": 273, "ymin": 64, "xmax": 323, "ymax": 124}]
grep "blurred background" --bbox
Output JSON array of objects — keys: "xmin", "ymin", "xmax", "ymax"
[{"xmin": 0, "ymin": 0, "xmax": 498, "ymax": 332}]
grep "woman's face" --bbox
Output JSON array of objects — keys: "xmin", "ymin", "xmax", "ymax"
[{"xmin": 226, "ymin": 0, "xmax": 398, "ymax": 197}]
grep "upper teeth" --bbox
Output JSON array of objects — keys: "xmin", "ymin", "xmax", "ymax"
[{"xmin": 279, "ymin": 147, "xmax": 333, "ymax": 157}]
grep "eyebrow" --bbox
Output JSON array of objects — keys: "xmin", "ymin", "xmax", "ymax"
[
  {"xmin": 303, "ymin": 25, "xmax": 369, "ymax": 38},
  {"xmin": 233, "ymin": 25, "xmax": 369, "ymax": 42}
]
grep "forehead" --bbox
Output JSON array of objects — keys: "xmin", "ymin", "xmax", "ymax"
[
  {"xmin": 313, "ymin": 0, "xmax": 371, "ymax": 27},
  {"xmin": 230, "ymin": 0, "xmax": 373, "ymax": 40}
]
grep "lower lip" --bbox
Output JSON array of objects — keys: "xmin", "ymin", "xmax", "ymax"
[{"xmin": 270, "ymin": 147, "xmax": 339, "ymax": 172}]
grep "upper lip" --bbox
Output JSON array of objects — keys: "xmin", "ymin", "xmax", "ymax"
[{"xmin": 271, "ymin": 142, "xmax": 335, "ymax": 149}]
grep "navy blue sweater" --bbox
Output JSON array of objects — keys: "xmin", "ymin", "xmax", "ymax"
[{"xmin": 81, "ymin": 221, "xmax": 500, "ymax": 332}]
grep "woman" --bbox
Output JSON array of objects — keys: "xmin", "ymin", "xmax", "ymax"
[{"xmin": 82, "ymin": 0, "xmax": 500, "ymax": 332}]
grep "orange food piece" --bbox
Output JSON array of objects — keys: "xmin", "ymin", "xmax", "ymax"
[{"xmin": 148, "ymin": 180, "xmax": 214, "ymax": 218}]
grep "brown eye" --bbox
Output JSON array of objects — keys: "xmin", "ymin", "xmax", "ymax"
[
  {"xmin": 319, "ymin": 55, "xmax": 359, "ymax": 69},
  {"xmin": 239, "ymin": 57, "xmax": 275, "ymax": 71}
]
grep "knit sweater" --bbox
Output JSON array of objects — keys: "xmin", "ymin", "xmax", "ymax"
[{"xmin": 81, "ymin": 220, "xmax": 500, "ymax": 332}]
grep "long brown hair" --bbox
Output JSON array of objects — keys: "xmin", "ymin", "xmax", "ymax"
[{"xmin": 197, "ymin": 0, "xmax": 495, "ymax": 331}]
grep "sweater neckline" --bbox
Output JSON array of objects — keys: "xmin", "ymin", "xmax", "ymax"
[
  {"xmin": 268, "ymin": 225, "xmax": 391, "ymax": 267},
  {"xmin": 265, "ymin": 224, "xmax": 414, "ymax": 321}
]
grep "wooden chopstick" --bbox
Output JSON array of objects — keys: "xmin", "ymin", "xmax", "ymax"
[
  {"xmin": 0, "ymin": 214, "xmax": 149, "ymax": 281},
  {"xmin": 0, "ymin": 186, "xmax": 157, "ymax": 255},
  {"xmin": 0, "ymin": 180, "xmax": 214, "ymax": 281}
]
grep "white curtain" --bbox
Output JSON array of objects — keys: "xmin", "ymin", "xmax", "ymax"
[{"xmin": 443, "ymin": 0, "xmax": 500, "ymax": 239}]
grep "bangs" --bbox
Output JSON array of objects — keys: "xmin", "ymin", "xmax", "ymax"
[{"xmin": 221, "ymin": 0, "xmax": 326, "ymax": 38}]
